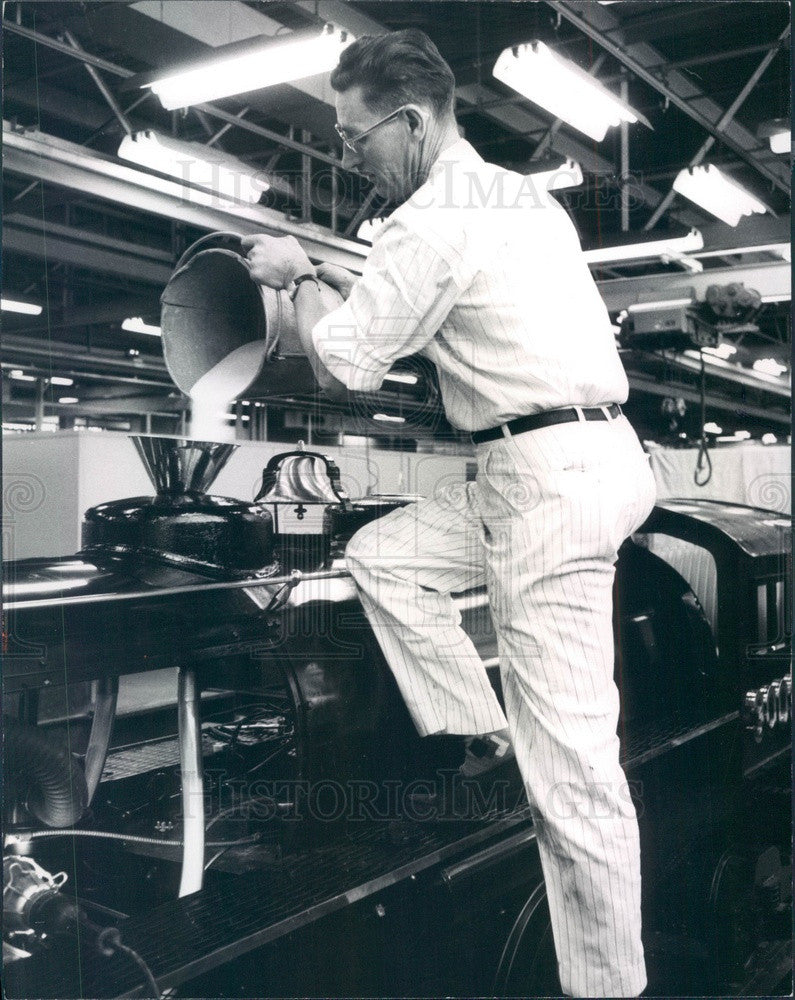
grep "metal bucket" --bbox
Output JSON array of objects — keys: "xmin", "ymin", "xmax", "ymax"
[{"xmin": 160, "ymin": 231, "xmax": 343, "ymax": 400}]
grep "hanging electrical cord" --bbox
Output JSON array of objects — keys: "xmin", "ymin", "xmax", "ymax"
[
  {"xmin": 694, "ymin": 349, "xmax": 713, "ymax": 487},
  {"xmin": 97, "ymin": 927, "xmax": 161, "ymax": 999}
]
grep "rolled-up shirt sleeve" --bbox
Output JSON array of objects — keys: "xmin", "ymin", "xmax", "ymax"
[{"xmin": 311, "ymin": 216, "xmax": 474, "ymax": 392}]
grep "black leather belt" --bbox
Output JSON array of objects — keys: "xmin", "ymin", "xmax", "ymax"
[{"xmin": 471, "ymin": 403, "xmax": 622, "ymax": 445}]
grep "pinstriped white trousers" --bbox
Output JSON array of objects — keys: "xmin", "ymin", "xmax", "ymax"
[{"xmin": 345, "ymin": 414, "xmax": 656, "ymax": 997}]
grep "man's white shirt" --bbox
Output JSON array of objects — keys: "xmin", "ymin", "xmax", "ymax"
[{"xmin": 311, "ymin": 138, "xmax": 628, "ymax": 432}]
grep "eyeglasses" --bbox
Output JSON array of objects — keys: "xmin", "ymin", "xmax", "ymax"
[{"xmin": 334, "ymin": 105, "xmax": 410, "ymax": 155}]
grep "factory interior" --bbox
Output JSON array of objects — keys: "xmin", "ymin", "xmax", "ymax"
[{"xmin": 1, "ymin": 1, "xmax": 792, "ymax": 997}]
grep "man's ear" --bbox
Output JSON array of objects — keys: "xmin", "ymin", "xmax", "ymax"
[{"xmin": 404, "ymin": 105, "xmax": 428, "ymax": 140}]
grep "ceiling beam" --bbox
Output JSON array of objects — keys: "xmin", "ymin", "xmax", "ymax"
[
  {"xmin": 643, "ymin": 25, "xmax": 791, "ymax": 229},
  {"xmin": 2, "ymin": 335, "xmax": 170, "ymax": 380},
  {"xmin": 2, "ymin": 19, "xmax": 348, "ymax": 170},
  {"xmin": 3, "ymin": 123, "xmax": 368, "ymax": 271},
  {"xmin": 696, "ymin": 214, "xmax": 792, "ymax": 254},
  {"xmin": 546, "ymin": 1, "xmax": 790, "ymax": 196},
  {"xmin": 625, "ymin": 364, "xmax": 790, "ymax": 425},
  {"xmin": 597, "ymin": 260, "xmax": 790, "ymax": 312},
  {"xmin": 3, "ymin": 218, "xmax": 174, "ymax": 284}
]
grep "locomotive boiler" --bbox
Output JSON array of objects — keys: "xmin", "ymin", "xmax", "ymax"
[{"xmin": 2, "ymin": 433, "xmax": 791, "ymax": 998}]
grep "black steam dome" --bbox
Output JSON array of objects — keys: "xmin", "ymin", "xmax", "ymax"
[{"xmin": 81, "ymin": 436, "xmax": 276, "ymax": 577}]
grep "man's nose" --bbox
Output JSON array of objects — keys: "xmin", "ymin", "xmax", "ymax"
[{"xmin": 341, "ymin": 145, "xmax": 360, "ymax": 171}]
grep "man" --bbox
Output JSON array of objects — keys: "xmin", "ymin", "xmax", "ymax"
[{"xmin": 242, "ymin": 29, "xmax": 655, "ymax": 998}]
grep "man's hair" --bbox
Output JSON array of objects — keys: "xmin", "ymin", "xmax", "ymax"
[{"xmin": 330, "ymin": 29, "xmax": 456, "ymax": 118}]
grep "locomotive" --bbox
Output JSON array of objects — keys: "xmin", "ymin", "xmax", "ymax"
[
  {"xmin": 3, "ymin": 235, "xmax": 791, "ymax": 996},
  {"xmin": 2, "ymin": 434, "xmax": 790, "ymax": 998}
]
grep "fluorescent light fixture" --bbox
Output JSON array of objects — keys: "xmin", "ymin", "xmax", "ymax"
[
  {"xmin": 9, "ymin": 369, "xmax": 36, "ymax": 382},
  {"xmin": 148, "ymin": 25, "xmax": 355, "ymax": 110},
  {"xmin": 493, "ymin": 40, "xmax": 646, "ymax": 142},
  {"xmin": 627, "ymin": 297, "xmax": 694, "ymax": 313},
  {"xmin": 49, "ymin": 376, "xmax": 75, "ymax": 386},
  {"xmin": 372, "ymin": 413, "xmax": 406, "ymax": 424},
  {"xmin": 759, "ymin": 118, "xmax": 790, "ymax": 154},
  {"xmin": 760, "ymin": 293, "xmax": 791, "ymax": 303},
  {"xmin": 2, "ymin": 297, "xmax": 42, "ymax": 315},
  {"xmin": 583, "ymin": 228, "xmax": 704, "ymax": 265},
  {"xmin": 526, "ymin": 159, "xmax": 584, "ymax": 192},
  {"xmin": 703, "ymin": 422, "xmax": 723, "ymax": 435},
  {"xmin": 702, "ymin": 343, "xmax": 737, "ymax": 360},
  {"xmin": 693, "ymin": 241, "xmax": 791, "ymax": 260},
  {"xmin": 357, "ymin": 218, "xmax": 387, "ymax": 244},
  {"xmin": 58, "ymin": 396, "xmax": 79, "ymax": 404},
  {"xmin": 119, "ymin": 131, "xmax": 267, "ymax": 205},
  {"xmin": 122, "ymin": 316, "xmax": 162, "ymax": 337},
  {"xmin": 683, "ymin": 349, "xmax": 734, "ymax": 371},
  {"xmin": 673, "ymin": 165, "xmax": 767, "ymax": 227},
  {"xmin": 768, "ymin": 130, "xmax": 790, "ymax": 154},
  {"xmin": 383, "ymin": 372, "xmax": 419, "ymax": 386},
  {"xmin": 752, "ymin": 358, "xmax": 788, "ymax": 377}
]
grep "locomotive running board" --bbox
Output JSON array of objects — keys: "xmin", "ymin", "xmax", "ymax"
[{"xmin": 12, "ymin": 807, "xmax": 536, "ymax": 998}]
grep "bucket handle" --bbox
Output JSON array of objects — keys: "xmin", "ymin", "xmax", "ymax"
[{"xmin": 172, "ymin": 231, "xmax": 246, "ymax": 273}]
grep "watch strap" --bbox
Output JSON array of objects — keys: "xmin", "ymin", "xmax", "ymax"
[{"xmin": 289, "ymin": 272, "xmax": 320, "ymax": 301}]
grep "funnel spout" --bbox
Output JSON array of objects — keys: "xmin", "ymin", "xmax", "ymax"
[{"xmin": 132, "ymin": 436, "xmax": 237, "ymax": 495}]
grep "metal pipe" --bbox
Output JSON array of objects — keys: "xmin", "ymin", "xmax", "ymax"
[
  {"xmin": 4, "ymin": 568, "xmax": 350, "ymax": 611},
  {"xmin": 177, "ymin": 667, "xmax": 205, "ymax": 898},
  {"xmin": 34, "ymin": 379, "xmax": 45, "ymax": 432},
  {"xmin": 83, "ymin": 676, "xmax": 118, "ymax": 805},
  {"xmin": 205, "ymin": 107, "xmax": 250, "ymax": 148},
  {"xmin": 62, "ymin": 30, "xmax": 132, "ymax": 137},
  {"xmin": 620, "ymin": 73, "xmax": 630, "ymax": 232},
  {"xmin": 3, "ymin": 19, "xmax": 135, "ymax": 77},
  {"xmin": 301, "ymin": 129, "xmax": 312, "ymax": 224}
]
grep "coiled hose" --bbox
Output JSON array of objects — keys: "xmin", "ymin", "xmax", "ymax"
[{"xmin": 4, "ymin": 718, "xmax": 88, "ymax": 828}]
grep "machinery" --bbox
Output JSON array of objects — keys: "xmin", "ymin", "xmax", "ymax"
[{"xmin": 2, "ymin": 434, "xmax": 791, "ymax": 998}]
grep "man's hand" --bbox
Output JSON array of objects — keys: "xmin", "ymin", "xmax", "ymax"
[
  {"xmin": 316, "ymin": 262, "xmax": 357, "ymax": 301},
  {"xmin": 240, "ymin": 233, "xmax": 313, "ymax": 290}
]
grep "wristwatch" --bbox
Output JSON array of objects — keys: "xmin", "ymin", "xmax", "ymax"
[{"xmin": 289, "ymin": 272, "xmax": 321, "ymax": 301}]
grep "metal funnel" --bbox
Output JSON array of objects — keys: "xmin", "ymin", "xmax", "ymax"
[{"xmin": 132, "ymin": 436, "xmax": 237, "ymax": 495}]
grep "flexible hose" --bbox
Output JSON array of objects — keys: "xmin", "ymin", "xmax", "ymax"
[
  {"xmin": 3, "ymin": 718, "xmax": 88, "ymax": 828},
  {"xmin": 10, "ymin": 829, "xmax": 259, "ymax": 848}
]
